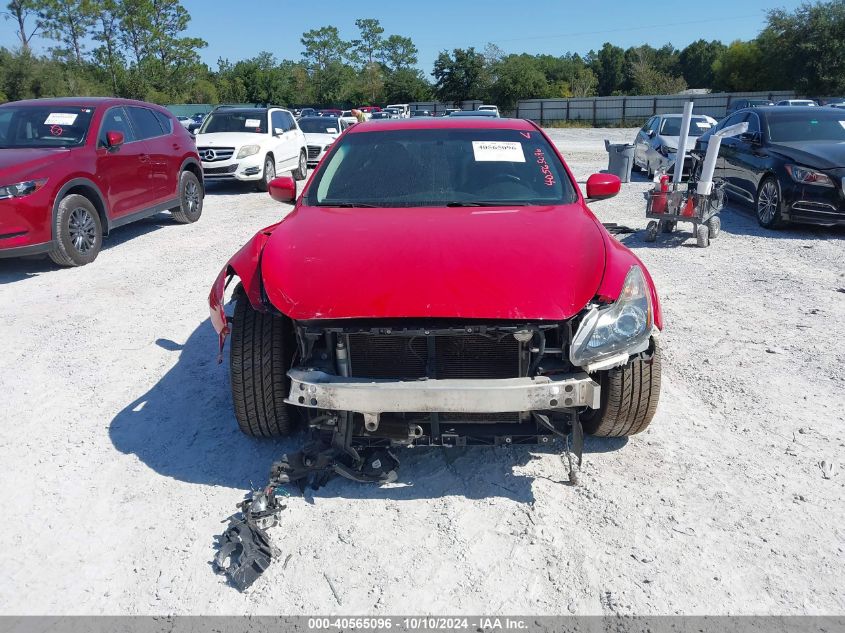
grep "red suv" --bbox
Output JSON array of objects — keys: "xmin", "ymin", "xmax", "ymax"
[{"xmin": 0, "ymin": 97, "xmax": 204, "ymax": 266}]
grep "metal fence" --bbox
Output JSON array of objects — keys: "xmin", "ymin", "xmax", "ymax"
[{"xmin": 515, "ymin": 91, "xmax": 798, "ymax": 125}]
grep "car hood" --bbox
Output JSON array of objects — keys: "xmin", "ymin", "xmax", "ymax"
[
  {"xmin": 769, "ymin": 141, "xmax": 845, "ymax": 169},
  {"xmin": 656, "ymin": 134, "xmax": 702, "ymax": 151},
  {"xmin": 0, "ymin": 147, "xmax": 71, "ymax": 180},
  {"xmin": 194, "ymin": 132, "xmax": 266, "ymax": 148},
  {"xmin": 260, "ymin": 203, "xmax": 607, "ymax": 320},
  {"xmin": 303, "ymin": 132, "xmax": 338, "ymax": 146}
]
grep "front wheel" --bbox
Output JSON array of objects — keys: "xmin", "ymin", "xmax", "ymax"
[
  {"xmin": 580, "ymin": 339, "xmax": 662, "ymax": 437},
  {"xmin": 48, "ymin": 194, "xmax": 103, "ymax": 267},
  {"xmin": 257, "ymin": 154, "xmax": 275, "ymax": 192},
  {"xmin": 292, "ymin": 150, "xmax": 308, "ymax": 181},
  {"xmin": 230, "ymin": 292, "xmax": 296, "ymax": 437},
  {"xmin": 171, "ymin": 171, "xmax": 203, "ymax": 223},
  {"xmin": 756, "ymin": 176, "xmax": 787, "ymax": 229}
]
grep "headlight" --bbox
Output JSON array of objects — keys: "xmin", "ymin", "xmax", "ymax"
[
  {"xmin": 785, "ymin": 164, "xmax": 834, "ymax": 187},
  {"xmin": 0, "ymin": 179, "xmax": 48, "ymax": 201},
  {"xmin": 236, "ymin": 145, "xmax": 261, "ymax": 159},
  {"xmin": 656, "ymin": 144, "xmax": 675, "ymax": 157},
  {"xmin": 569, "ymin": 266, "xmax": 653, "ymax": 370}
]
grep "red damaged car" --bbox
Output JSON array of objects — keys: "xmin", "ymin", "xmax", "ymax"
[{"xmin": 210, "ymin": 118, "xmax": 662, "ymax": 466}]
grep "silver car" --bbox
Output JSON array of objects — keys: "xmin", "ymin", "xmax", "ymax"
[{"xmin": 634, "ymin": 113, "xmax": 717, "ymax": 178}]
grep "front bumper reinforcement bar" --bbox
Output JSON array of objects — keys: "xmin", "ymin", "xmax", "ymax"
[{"xmin": 285, "ymin": 369, "xmax": 601, "ymax": 415}]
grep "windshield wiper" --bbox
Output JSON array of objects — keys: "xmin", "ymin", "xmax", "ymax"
[
  {"xmin": 445, "ymin": 201, "xmax": 528, "ymax": 207},
  {"xmin": 317, "ymin": 202, "xmax": 379, "ymax": 208}
]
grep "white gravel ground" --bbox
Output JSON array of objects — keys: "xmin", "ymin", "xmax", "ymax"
[{"xmin": 1, "ymin": 128, "xmax": 843, "ymax": 616}]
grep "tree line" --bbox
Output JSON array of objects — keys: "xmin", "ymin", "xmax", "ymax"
[{"xmin": 1, "ymin": 0, "xmax": 843, "ymax": 108}]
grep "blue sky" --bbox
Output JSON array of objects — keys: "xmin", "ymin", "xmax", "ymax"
[{"xmin": 2, "ymin": 0, "xmax": 805, "ymax": 76}]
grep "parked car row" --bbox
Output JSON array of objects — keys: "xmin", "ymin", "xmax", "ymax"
[
  {"xmin": 0, "ymin": 97, "xmax": 204, "ymax": 266},
  {"xmin": 634, "ymin": 102, "xmax": 845, "ymax": 229}
]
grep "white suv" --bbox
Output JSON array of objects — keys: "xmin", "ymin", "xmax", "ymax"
[{"xmin": 195, "ymin": 107, "xmax": 308, "ymax": 190}]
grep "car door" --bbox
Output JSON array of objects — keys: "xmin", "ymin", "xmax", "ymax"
[
  {"xmin": 718, "ymin": 112, "xmax": 751, "ymax": 199},
  {"xmin": 126, "ymin": 106, "xmax": 174, "ymax": 203},
  {"xmin": 727, "ymin": 111, "xmax": 765, "ymax": 202},
  {"xmin": 270, "ymin": 110, "xmax": 295, "ymax": 171},
  {"xmin": 95, "ymin": 106, "xmax": 151, "ymax": 219},
  {"xmin": 635, "ymin": 117, "xmax": 655, "ymax": 166}
]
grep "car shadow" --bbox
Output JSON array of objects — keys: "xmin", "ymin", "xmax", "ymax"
[
  {"xmin": 203, "ymin": 181, "xmax": 261, "ymax": 196},
  {"xmin": 620, "ymin": 199, "xmax": 845, "ymax": 249},
  {"xmin": 0, "ymin": 214, "xmax": 172, "ymax": 284},
  {"xmin": 109, "ymin": 315, "xmax": 627, "ymax": 505}
]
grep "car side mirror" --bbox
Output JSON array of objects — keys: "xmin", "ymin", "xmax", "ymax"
[
  {"xmin": 739, "ymin": 132, "xmax": 760, "ymax": 144},
  {"xmin": 268, "ymin": 176, "xmax": 296, "ymax": 203},
  {"xmin": 646, "ymin": 130, "xmax": 655, "ymax": 138},
  {"xmin": 586, "ymin": 173, "xmax": 621, "ymax": 201},
  {"xmin": 274, "ymin": 128, "xmax": 285, "ymax": 136},
  {"xmin": 106, "ymin": 130, "xmax": 124, "ymax": 149}
]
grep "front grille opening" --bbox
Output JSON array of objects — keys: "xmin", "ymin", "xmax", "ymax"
[{"xmin": 347, "ymin": 332, "xmax": 520, "ymax": 380}]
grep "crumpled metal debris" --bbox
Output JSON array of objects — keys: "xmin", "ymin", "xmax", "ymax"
[
  {"xmin": 213, "ymin": 487, "xmax": 286, "ymax": 591},
  {"xmin": 213, "ymin": 443, "xmax": 400, "ymax": 591}
]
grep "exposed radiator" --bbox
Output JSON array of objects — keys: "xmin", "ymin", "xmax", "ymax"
[{"xmin": 347, "ymin": 333, "xmax": 520, "ymax": 380}]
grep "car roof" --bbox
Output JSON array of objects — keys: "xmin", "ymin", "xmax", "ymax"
[
  {"xmin": 659, "ymin": 113, "xmax": 712, "ymax": 119},
  {"xmin": 212, "ymin": 107, "xmax": 267, "ymax": 115},
  {"xmin": 1, "ymin": 96, "xmax": 167, "ymax": 109},
  {"xmin": 347, "ymin": 118, "xmax": 534, "ymax": 133}
]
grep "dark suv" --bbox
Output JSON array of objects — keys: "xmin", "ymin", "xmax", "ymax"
[{"xmin": 0, "ymin": 97, "xmax": 203, "ymax": 266}]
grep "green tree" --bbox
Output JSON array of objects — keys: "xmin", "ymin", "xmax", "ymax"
[
  {"xmin": 757, "ymin": 0, "xmax": 845, "ymax": 95},
  {"xmin": 91, "ymin": 0, "xmax": 122, "ymax": 94},
  {"xmin": 34, "ymin": 0, "xmax": 96, "ymax": 63},
  {"xmin": 383, "ymin": 66, "xmax": 431, "ymax": 102},
  {"xmin": 488, "ymin": 55, "xmax": 549, "ymax": 110},
  {"xmin": 591, "ymin": 42, "xmax": 624, "ymax": 95},
  {"xmin": 351, "ymin": 18, "xmax": 384, "ymax": 102},
  {"xmin": 626, "ymin": 46, "xmax": 686, "ymax": 95},
  {"xmin": 3, "ymin": 1, "xmax": 41, "ymax": 51},
  {"xmin": 678, "ymin": 39, "xmax": 725, "ymax": 88},
  {"xmin": 712, "ymin": 40, "xmax": 764, "ymax": 91},
  {"xmin": 570, "ymin": 66, "xmax": 598, "ymax": 97},
  {"xmin": 433, "ymin": 47, "xmax": 487, "ymax": 103},
  {"xmin": 379, "ymin": 34, "xmax": 417, "ymax": 70},
  {"xmin": 301, "ymin": 25, "xmax": 349, "ymax": 104}
]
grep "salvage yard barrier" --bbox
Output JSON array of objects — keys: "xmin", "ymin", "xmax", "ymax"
[{"xmin": 516, "ymin": 91, "xmax": 797, "ymax": 126}]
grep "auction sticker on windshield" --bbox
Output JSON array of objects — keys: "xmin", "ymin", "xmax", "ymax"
[
  {"xmin": 44, "ymin": 113, "xmax": 78, "ymax": 125},
  {"xmin": 245, "ymin": 119, "xmax": 261, "ymax": 128},
  {"xmin": 472, "ymin": 141, "xmax": 526, "ymax": 162}
]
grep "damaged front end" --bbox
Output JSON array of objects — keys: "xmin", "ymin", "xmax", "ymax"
[{"xmin": 287, "ymin": 319, "xmax": 599, "ymax": 448}]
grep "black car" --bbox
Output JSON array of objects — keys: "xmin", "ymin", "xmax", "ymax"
[
  {"xmin": 693, "ymin": 106, "xmax": 845, "ymax": 228},
  {"xmin": 725, "ymin": 98, "xmax": 773, "ymax": 115}
]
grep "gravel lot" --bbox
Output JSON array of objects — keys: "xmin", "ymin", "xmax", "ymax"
[{"xmin": 1, "ymin": 127, "xmax": 843, "ymax": 616}]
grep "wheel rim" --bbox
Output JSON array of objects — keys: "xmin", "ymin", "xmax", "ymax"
[
  {"xmin": 185, "ymin": 180, "xmax": 200, "ymax": 213},
  {"xmin": 299, "ymin": 153, "xmax": 306, "ymax": 175},
  {"xmin": 266, "ymin": 158, "xmax": 275, "ymax": 181},
  {"xmin": 68, "ymin": 207, "xmax": 97, "ymax": 253},
  {"xmin": 758, "ymin": 181, "xmax": 778, "ymax": 223}
]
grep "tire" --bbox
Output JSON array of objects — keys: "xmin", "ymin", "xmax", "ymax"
[
  {"xmin": 696, "ymin": 223, "xmax": 710, "ymax": 248},
  {"xmin": 170, "ymin": 171, "xmax": 203, "ymax": 224},
  {"xmin": 257, "ymin": 154, "xmax": 275, "ymax": 192},
  {"xmin": 644, "ymin": 220, "xmax": 658, "ymax": 242},
  {"xmin": 660, "ymin": 220, "xmax": 676, "ymax": 234},
  {"xmin": 755, "ymin": 176, "xmax": 786, "ymax": 229},
  {"xmin": 230, "ymin": 292, "xmax": 296, "ymax": 437},
  {"xmin": 48, "ymin": 194, "xmax": 102, "ymax": 267},
  {"xmin": 707, "ymin": 216, "xmax": 721, "ymax": 238},
  {"xmin": 292, "ymin": 150, "xmax": 308, "ymax": 181},
  {"xmin": 581, "ymin": 339, "xmax": 662, "ymax": 437}
]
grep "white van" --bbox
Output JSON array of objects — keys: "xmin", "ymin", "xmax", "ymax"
[{"xmin": 386, "ymin": 103, "xmax": 410, "ymax": 118}]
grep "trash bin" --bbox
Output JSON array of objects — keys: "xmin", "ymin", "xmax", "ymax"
[{"xmin": 605, "ymin": 139, "xmax": 635, "ymax": 183}]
